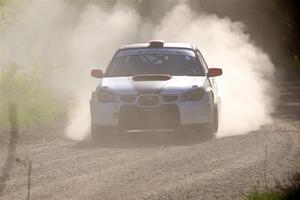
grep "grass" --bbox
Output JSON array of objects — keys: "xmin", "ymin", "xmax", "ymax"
[
  {"xmin": 248, "ymin": 191, "xmax": 284, "ymax": 200},
  {"xmin": 0, "ymin": 62, "xmax": 63, "ymax": 130},
  {"xmin": 247, "ymin": 173, "xmax": 300, "ymax": 200}
]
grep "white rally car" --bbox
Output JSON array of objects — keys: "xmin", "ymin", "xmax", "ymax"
[{"xmin": 90, "ymin": 41, "xmax": 222, "ymax": 140}]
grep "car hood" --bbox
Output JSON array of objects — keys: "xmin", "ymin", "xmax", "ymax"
[{"xmin": 99, "ymin": 76, "xmax": 207, "ymax": 95}]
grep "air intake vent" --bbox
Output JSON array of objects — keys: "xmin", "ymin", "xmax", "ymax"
[{"xmin": 132, "ymin": 74, "xmax": 171, "ymax": 81}]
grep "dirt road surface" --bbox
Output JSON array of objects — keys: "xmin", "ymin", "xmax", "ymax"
[{"xmin": 0, "ymin": 81, "xmax": 299, "ymax": 200}]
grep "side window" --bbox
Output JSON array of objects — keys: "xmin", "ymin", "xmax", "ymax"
[{"xmin": 196, "ymin": 50, "xmax": 209, "ymax": 74}]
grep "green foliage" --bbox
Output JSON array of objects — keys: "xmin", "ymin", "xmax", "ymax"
[
  {"xmin": 0, "ymin": 63, "xmax": 63, "ymax": 129},
  {"xmin": 0, "ymin": 0, "xmax": 12, "ymax": 7},
  {"xmin": 247, "ymin": 191, "xmax": 284, "ymax": 200}
]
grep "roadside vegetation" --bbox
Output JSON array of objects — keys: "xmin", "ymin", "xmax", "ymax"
[
  {"xmin": 0, "ymin": 0, "xmax": 63, "ymax": 131},
  {"xmin": 247, "ymin": 173, "xmax": 300, "ymax": 200},
  {"xmin": 0, "ymin": 62, "xmax": 63, "ymax": 130}
]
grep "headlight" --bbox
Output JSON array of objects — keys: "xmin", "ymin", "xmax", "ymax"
[
  {"xmin": 97, "ymin": 90, "xmax": 119, "ymax": 102},
  {"xmin": 180, "ymin": 88, "xmax": 205, "ymax": 102}
]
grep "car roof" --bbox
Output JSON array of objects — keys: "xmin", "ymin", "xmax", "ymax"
[{"xmin": 120, "ymin": 42, "xmax": 197, "ymax": 51}]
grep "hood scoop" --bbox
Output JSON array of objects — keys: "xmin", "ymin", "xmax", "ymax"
[{"xmin": 132, "ymin": 74, "xmax": 172, "ymax": 81}]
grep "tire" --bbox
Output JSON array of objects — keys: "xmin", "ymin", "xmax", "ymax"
[
  {"xmin": 211, "ymin": 106, "xmax": 219, "ymax": 134},
  {"xmin": 192, "ymin": 107, "xmax": 218, "ymax": 140},
  {"xmin": 205, "ymin": 106, "xmax": 219, "ymax": 139}
]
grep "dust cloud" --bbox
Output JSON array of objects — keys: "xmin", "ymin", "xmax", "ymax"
[
  {"xmin": 1, "ymin": 1, "xmax": 277, "ymax": 140},
  {"xmin": 64, "ymin": 3, "xmax": 141, "ymax": 140},
  {"xmin": 151, "ymin": 4, "xmax": 277, "ymax": 137}
]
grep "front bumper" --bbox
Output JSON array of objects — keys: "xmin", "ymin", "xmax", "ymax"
[{"xmin": 90, "ymin": 93, "xmax": 214, "ymax": 130}]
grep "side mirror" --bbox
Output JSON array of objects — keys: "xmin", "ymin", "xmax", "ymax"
[
  {"xmin": 91, "ymin": 69, "xmax": 103, "ymax": 78},
  {"xmin": 208, "ymin": 68, "xmax": 222, "ymax": 77}
]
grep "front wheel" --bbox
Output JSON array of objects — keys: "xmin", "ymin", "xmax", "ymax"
[
  {"xmin": 205, "ymin": 106, "xmax": 219, "ymax": 139},
  {"xmin": 192, "ymin": 107, "xmax": 219, "ymax": 140}
]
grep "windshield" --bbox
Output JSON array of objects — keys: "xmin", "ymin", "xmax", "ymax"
[{"xmin": 105, "ymin": 48, "xmax": 205, "ymax": 77}]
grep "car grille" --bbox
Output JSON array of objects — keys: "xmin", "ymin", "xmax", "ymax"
[
  {"xmin": 119, "ymin": 104, "xmax": 180, "ymax": 130},
  {"xmin": 138, "ymin": 95, "xmax": 160, "ymax": 107}
]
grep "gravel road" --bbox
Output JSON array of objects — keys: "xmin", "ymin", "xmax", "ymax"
[{"xmin": 0, "ymin": 81, "xmax": 299, "ymax": 200}]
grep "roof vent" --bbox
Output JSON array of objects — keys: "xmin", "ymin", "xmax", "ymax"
[{"xmin": 148, "ymin": 40, "xmax": 164, "ymax": 48}]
